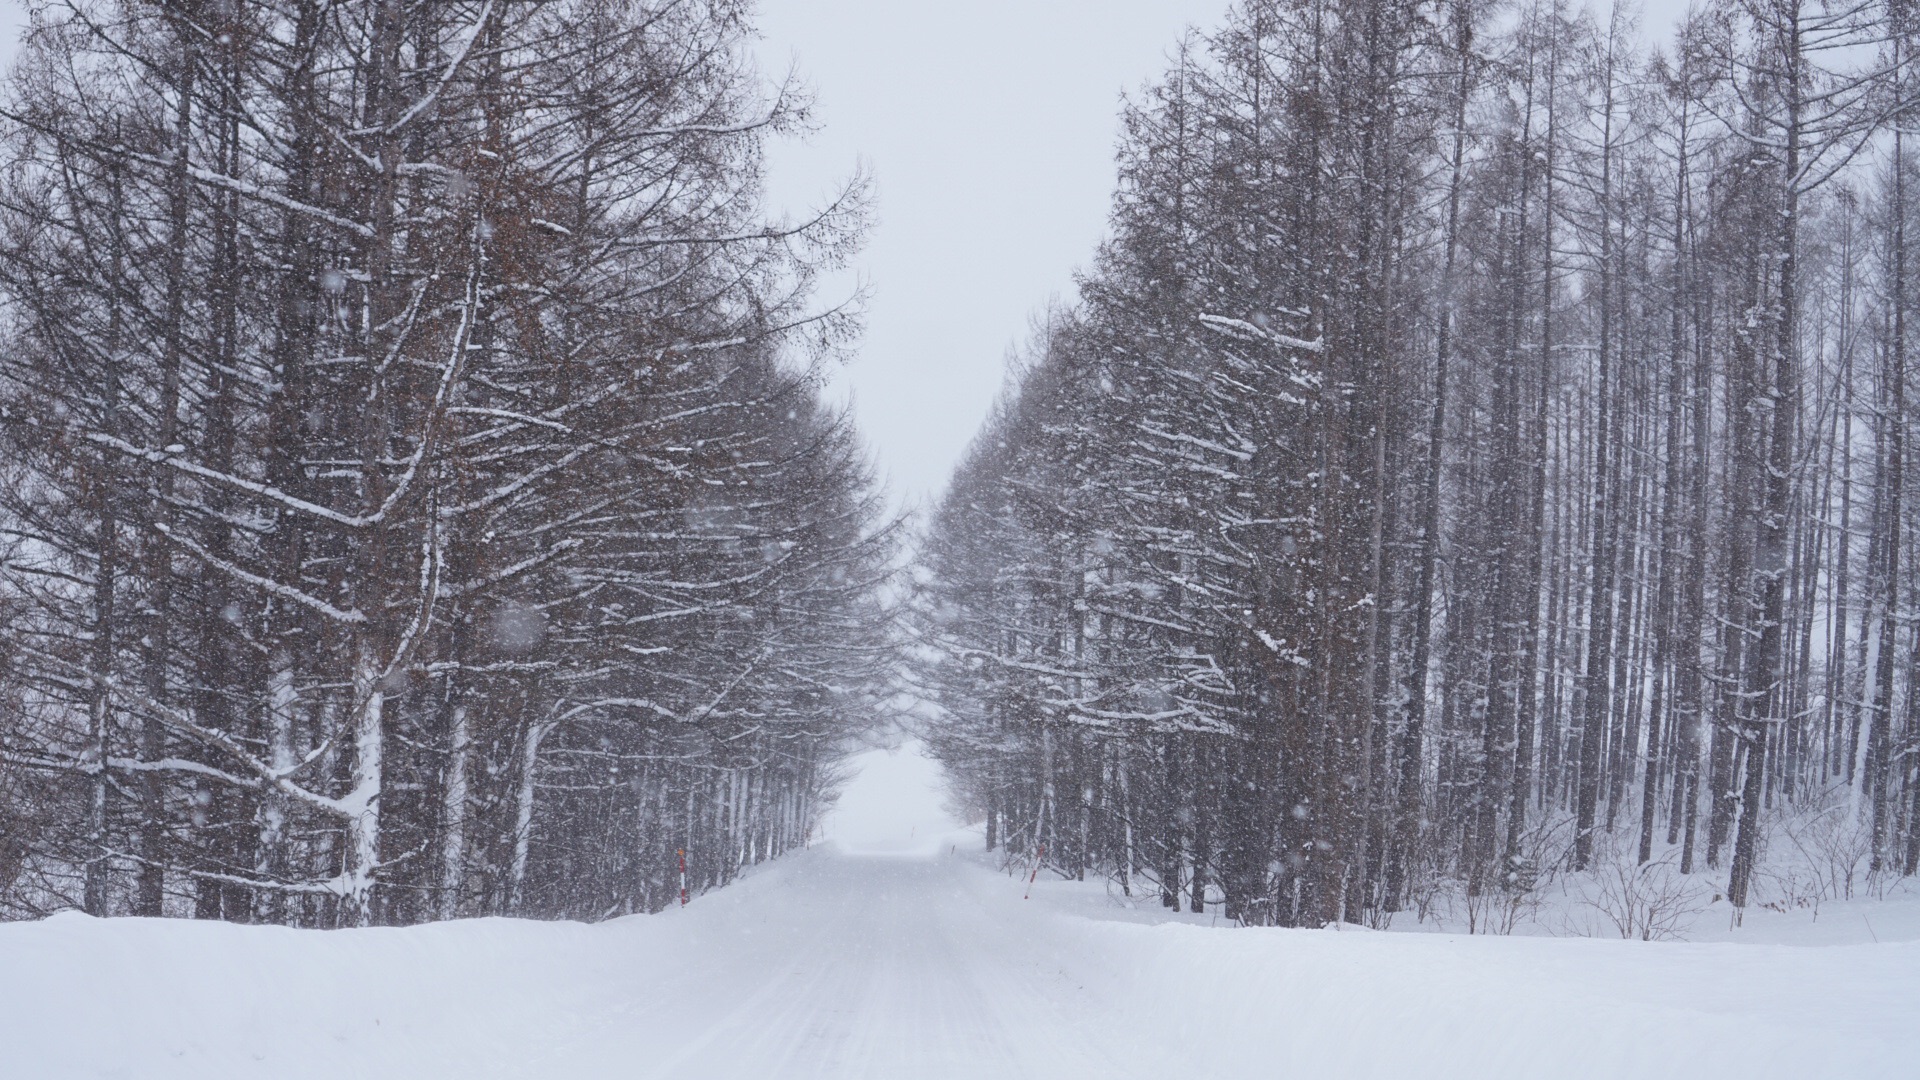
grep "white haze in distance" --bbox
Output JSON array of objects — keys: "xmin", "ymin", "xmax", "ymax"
[{"xmin": 0, "ymin": 0, "xmax": 1692, "ymax": 510}]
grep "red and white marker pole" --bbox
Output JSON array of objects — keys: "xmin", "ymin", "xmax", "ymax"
[
  {"xmin": 1023, "ymin": 845, "xmax": 1046, "ymax": 901},
  {"xmin": 678, "ymin": 848, "xmax": 688, "ymax": 907}
]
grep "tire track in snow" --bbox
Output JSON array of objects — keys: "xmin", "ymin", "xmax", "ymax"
[{"xmin": 506, "ymin": 851, "xmax": 1147, "ymax": 1079}]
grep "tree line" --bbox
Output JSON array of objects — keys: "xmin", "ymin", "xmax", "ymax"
[
  {"xmin": 918, "ymin": 0, "xmax": 1920, "ymax": 929},
  {"xmin": 0, "ymin": 0, "xmax": 895, "ymax": 927}
]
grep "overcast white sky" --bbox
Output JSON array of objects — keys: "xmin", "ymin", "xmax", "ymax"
[
  {"xmin": 0, "ymin": 0, "xmax": 1691, "ymax": 509},
  {"xmin": 753, "ymin": 0, "xmax": 1230, "ymax": 508}
]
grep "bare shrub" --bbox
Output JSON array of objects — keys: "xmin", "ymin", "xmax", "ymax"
[
  {"xmin": 1755, "ymin": 802, "xmax": 1871, "ymax": 914},
  {"xmin": 1580, "ymin": 852, "xmax": 1711, "ymax": 941},
  {"xmin": 1550, "ymin": 830, "xmax": 1709, "ymax": 941}
]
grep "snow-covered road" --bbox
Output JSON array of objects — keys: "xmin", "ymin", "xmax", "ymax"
[
  {"xmin": 4, "ymin": 746, "xmax": 1917, "ymax": 1079},
  {"xmin": 7, "ymin": 842, "xmax": 1918, "ymax": 1079},
  {"xmin": 518, "ymin": 851, "xmax": 1154, "ymax": 1079}
]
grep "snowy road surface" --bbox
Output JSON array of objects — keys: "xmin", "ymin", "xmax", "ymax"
[{"xmin": 3, "ymin": 746, "xmax": 1917, "ymax": 1078}]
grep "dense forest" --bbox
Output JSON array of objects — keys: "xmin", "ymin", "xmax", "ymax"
[
  {"xmin": 919, "ymin": 0, "xmax": 1920, "ymax": 930},
  {"xmin": 0, "ymin": 0, "xmax": 895, "ymax": 926},
  {"xmin": 9, "ymin": 0, "xmax": 1919, "ymax": 944}
]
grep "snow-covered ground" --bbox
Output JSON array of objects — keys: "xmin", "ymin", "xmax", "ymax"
[{"xmin": 2, "ymin": 744, "xmax": 1915, "ymax": 1079}]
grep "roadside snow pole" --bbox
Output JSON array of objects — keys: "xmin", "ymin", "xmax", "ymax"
[
  {"xmin": 679, "ymin": 848, "xmax": 688, "ymax": 907},
  {"xmin": 1024, "ymin": 845, "xmax": 1047, "ymax": 900}
]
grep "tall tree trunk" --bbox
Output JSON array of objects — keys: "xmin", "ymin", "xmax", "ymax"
[
  {"xmin": 1730, "ymin": 12, "xmax": 1805, "ymax": 909},
  {"xmin": 1574, "ymin": 20, "xmax": 1623, "ymax": 870}
]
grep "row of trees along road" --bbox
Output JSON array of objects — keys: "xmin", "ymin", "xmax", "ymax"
[
  {"xmin": 918, "ymin": 0, "xmax": 1920, "ymax": 929},
  {"xmin": 0, "ymin": 0, "xmax": 897, "ymax": 927}
]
